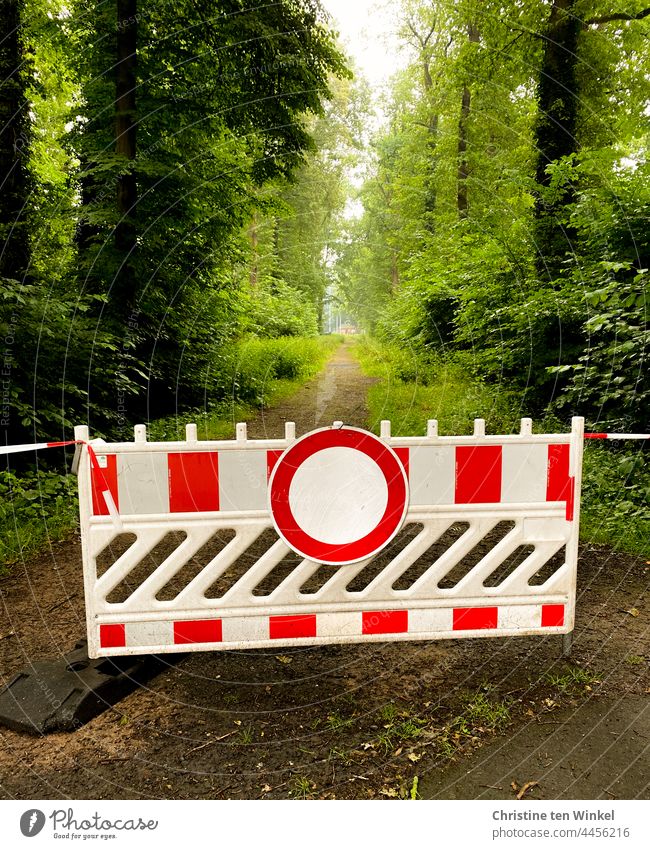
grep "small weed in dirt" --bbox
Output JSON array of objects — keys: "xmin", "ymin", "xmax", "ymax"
[
  {"xmin": 436, "ymin": 690, "xmax": 511, "ymax": 759},
  {"xmin": 459, "ymin": 690, "xmax": 511, "ymax": 731},
  {"xmin": 379, "ymin": 702, "xmax": 399, "ymax": 722},
  {"xmin": 375, "ymin": 716, "xmax": 426, "ymax": 753},
  {"xmin": 325, "ymin": 711, "xmax": 354, "ymax": 731},
  {"xmin": 238, "ymin": 725, "xmax": 254, "ymax": 745},
  {"xmin": 543, "ymin": 667, "xmax": 601, "ymax": 694},
  {"xmin": 625, "ymin": 654, "xmax": 646, "ymax": 665},
  {"xmin": 289, "ymin": 775, "xmax": 316, "ymax": 800},
  {"xmin": 328, "ymin": 746, "xmax": 355, "ymax": 766}
]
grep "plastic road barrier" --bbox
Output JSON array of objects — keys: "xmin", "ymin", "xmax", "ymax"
[{"xmin": 68, "ymin": 417, "xmax": 591, "ymax": 658}]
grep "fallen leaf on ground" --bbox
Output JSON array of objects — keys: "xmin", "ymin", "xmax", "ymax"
[
  {"xmin": 516, "ymin": 781, "xmax": 539, "ymax": 800},
  {"xmin": 626, "ymin": 608, "xmax": 640, "ymax": 617},
  {"xmin": 407, "ymin": 752, "xmax": 422, "ymax": 763},
  {"xmin": 261, "ymin": 784, "xmax": 272, "ymax": 793},
  {"xmin": 275, "ymin": 655, "xmax": 293, "ymax": 664},
  {"xmin": 380, "ymin": 786, "xmax": 398, "ymax": 797}
]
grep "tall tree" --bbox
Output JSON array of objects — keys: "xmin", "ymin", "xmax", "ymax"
[
  {"xmin": 533, "ymin": 0, "xmax": 580, "ymax": 280},
  {"xmin": 0, "ymin": 0, "xmax": 33, "ymax": 286},
  {"xmin": 114, "ymin": 0, "xmax": 138, "ymax": 314}
]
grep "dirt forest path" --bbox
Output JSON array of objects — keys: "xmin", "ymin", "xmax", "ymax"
[
  {"xmin": 0, "ymin": 340, "xmax": 648, "ymax": 801},
  {"xmin": 248, "ymin": 338, "xmax": 378, "ymax": 437}
]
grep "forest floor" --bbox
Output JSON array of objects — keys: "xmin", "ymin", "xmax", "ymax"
[{"xmin": 0, "ymin": 340, "xmax": 648, "ymax": 800}]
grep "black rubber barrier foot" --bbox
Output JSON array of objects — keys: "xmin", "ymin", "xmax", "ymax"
[{"xmin": 0, "ymin": 640, "xmax": 181, "ymax": 735}]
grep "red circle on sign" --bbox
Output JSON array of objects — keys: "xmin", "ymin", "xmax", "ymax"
[{"xmin": 268, "ymin": 427, "xmax": 409, "ymax": 565}]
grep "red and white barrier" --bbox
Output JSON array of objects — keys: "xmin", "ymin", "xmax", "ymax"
[{"xmin": 67, "ymin": 417, "xmax": 588, "ymax": 658}]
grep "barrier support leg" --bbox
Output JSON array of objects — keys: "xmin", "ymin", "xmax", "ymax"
[{"xmin": 562, "ymin": 631, "xmax": 573, "ymax": 658}]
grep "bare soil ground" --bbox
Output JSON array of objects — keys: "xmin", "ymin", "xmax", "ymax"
[{"xmin": 0, "ymin": 341, "xmax": 648, "ymax": 800}]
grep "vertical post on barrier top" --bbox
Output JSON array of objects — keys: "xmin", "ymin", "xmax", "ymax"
[
  {"xmin": 186, "ymin": 423, "xmax": 198, "ymax": 443},
  {"xmin": 285, "ymin": 422, "xmax": 296, "ymax": 442},
  {"xmin": 520, "ymin": 417, "xmax": 533, "ymax": 436},
  {"xmin": 474, "ymin": 418, "xmax": 486, "ymax": 437},
  {"xmin": 427, "ymin": 419, "xmax": 438, "ymax": 439},
  {"xmin": 562, "ymin": 415, "xmax": 585, "ymax": 656},
  {"xmin": 236, "ymin": 422, "xmax": 247, "ymax": 443},
  {"xmin": 134, "ymin": 424, "xmax": 147, "ymax": 443},
  {"xmin": 74, "ymin": 424, "xmax": 96, "ymax": 657},
  {"xmin": 71, "ymin": 424, "xmax": 90, "ymax": 474},
  {"xmin": 380, "ymin": 420, "xmax": 391, "ymax": 439}
]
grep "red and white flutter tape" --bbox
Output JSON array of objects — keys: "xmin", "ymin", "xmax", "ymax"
[{"xmin": 584, "ymin": 433, "xmax": 649, "ymax": 440}]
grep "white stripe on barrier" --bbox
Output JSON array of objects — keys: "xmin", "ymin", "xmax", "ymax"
[
  {"xmin": 118, "ymin": 452, "xmax": 169, "ymax": 514},
  {"xmin": 218, "ymin": 449, "xmax": 268, "ymax": 511},
  {"xmin": 408, "ymin": 445, "xmax": 455, "ymax": 505},
  {"xmin": 501, "ymin": 444, "xmax": 548, "ymax": 503}
]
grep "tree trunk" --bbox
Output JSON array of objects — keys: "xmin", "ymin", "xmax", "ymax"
[
  {"xmin": 423, "ymin": 56, "xmax": 439, "ymax": 221},
  {"xmin": 114, "ymin": 0, "xmax": 138, "ymax": 313},
  {"xmin": 390, "ymin": 251, "xmax": 399, "ymax": 292},
  {"xmin": 0, "ymin": 0, "xmax": 32, "ymax": 283},
  {"xmin": 249, "ymin": 215, "xmax": 259, "ymax": 289},
  {"xmin": 457, "ymin": 86, "xmax": 471, "ymax": 218},
  {"xmin": 533, "ymin": 0, "xmax": 580, "ymax": 280},
  {"xmin": 457, "ymin": 23, "xmax": 480, "ymax": 219}
]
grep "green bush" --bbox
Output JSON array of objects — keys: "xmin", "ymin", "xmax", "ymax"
[
  {"xmin": 581, "ymin": 443, "xmax": 650, "ymax": 553},
  {"xmin": 227, "ymin": 336, "xmax": 338, "ymax": 405},
  {"xmin": 241, "ymin": 281, "xmax": 320, "ymax": 338},
  {"xmin": 0, "ymin": 468, "xmax": 78, "ymax": 572}
]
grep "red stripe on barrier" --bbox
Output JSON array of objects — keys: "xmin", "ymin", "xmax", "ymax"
[
  {"xmin": 455, "ymin": 446, "xmax": 502, "ymax": 503},
  {"xmin": 453, "ymin": 607, "xmax": 498, "ymax": 630},
  {"xmin": 362, "ymin": 610, "xmax": 408, "ymax": 635},
  {"xmin": 91, "ymin": 455, "xmax": 119, "ymax": 516},
  {"xmin": 99, "ymin": 623, "xmax": 126, "ymax": 648},
  {"xmin": 547, "ymin": 444, "xmax": 570, "ymax": 500},
  {"xmin": 168, "ymin": 452, "xmax": 219, "ymax": 512},
  {"xmin": 173, "ymin": 619, "xmax": 222, "ymax": 644},
  {"xmin": 394, "ymin": 447, "xmax": 410, "ymax": 480},
  {"xmin": 269, "ymin": 614, "xmax": 317, "ymax": 639},
  {"xmin": 541, "ymin": 604, "xmax": 565, "ymax": 627},
  {"xmin": 584, "ymin": 433, "xmax": 608, "ymax": 439},
  {"xmin": 267, "ymin": 449, "xmax": 283, "ymax": 481},
  {"xmin": 547, "ymin": 444, "xmax": 575, "ymax": 520},
  {"xmin": 566, "ymin": 477, "xmax": 575, "ymax": 521}
]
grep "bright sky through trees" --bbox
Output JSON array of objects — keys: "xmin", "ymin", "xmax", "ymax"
[{"xmin": 321, "ymin": 0, "xmax": 407, "ymax": 88}]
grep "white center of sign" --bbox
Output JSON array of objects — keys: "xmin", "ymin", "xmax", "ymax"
[{"xmin": 288, "ymin": 446, "xmax": 389, "ymax": 545}]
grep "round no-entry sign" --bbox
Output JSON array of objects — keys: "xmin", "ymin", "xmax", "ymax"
[{"xmin": 268, "ymin": 426, "xmax": 409, "ymax": 565}]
